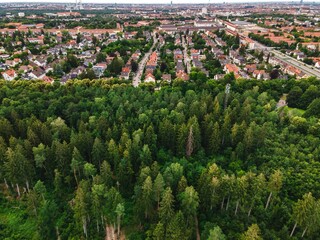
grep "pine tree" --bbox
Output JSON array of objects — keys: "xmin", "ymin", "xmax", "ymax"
[
  {"xmin": 265, "ymin": 170, "xmax": 283, "ymax": 210},
  {"xmin": 53, "ymin": 169, "xmax": 63, "ymax": 200},
  {"xmin": 32, "ymin": 143, "xmax": 47, "ymax": 173},
  {"xmin": 219, "ymin": 174, "xmax": 235, "ymax": 211},
  {"xmin": 163, "ymin": 163, "xmax": 183, "ymax": 192},
  {"xmin": 91, "ymin": 137, "xmax": 105, "ymax": 168},
  {"xmin": 70, "ymin": 147, "xmax": 84, "ymax": 186},
  {"xmin": 104, "ymin": 187, "xmax": 123, "ymax": 225},
  {"xmin": 91, "ymin": 184, "xmax": 105, "ymax": 233},
  {"xmin": 100, "ymin": 161, "xmax": 113, "ymax": 187},
  {"xmin": 176, "ymin": 123, "xmax": 188, "ymax": 156},
  {"xmin": 234, "ymin": 175, "xmax": 248, "ymax": 216},
  {"xmin": 187, "ymin": 116, "xmax": 201, "ymax": 155},
  {"xmin": 54, "ymin": 140, "xmax": 71, "ymax": 178},
  {"xmin": 140, "ymin": 144, "xmax": 152, "ymax": 166},
  {"xmin": 34, "ymin": 180, "xmax": 46, "ymax": 201},
  {"xmin": 177, "ymin": 176, "xmax": 188, "ymax": 194},
  {"xmin": 246, "ymin": 173, "xmax": 266, "ymax": 217},
  {"xmin": 210, "ymin": 122, "xmax": 221, "ymax": 154},
  {"xmin": 83, "ymin": 162, "xmax": 97, "ymax": 180},
  {"xmin": 73, "ymin": 182, "xmax": 90, "ymax": 238},
  {"xmin": 208, "ymin": 226, "xmax": 226, "ymax": 240},
  {"xmin": 213, "ymin": 96, "xmax": 221, "ymax": 121},
  {"xmin": 107, "ymin": 139, "xmax": 120, "ymax": 168},
  {"xmin": 4, "ymin": 145, "xmax": 34, "ymax": 196},
  {"xmin": 159, "ymin": 187, "xmax": 174, "ymax": 225},
  {"xmin": 186, "ymin": 125, "xmax": 194, "ymax": 158},
  {"xmin": 152, "ymin": 222, "xmax": 165, "ymax": 240},
  {"xmin": 180, "ymin": 186, "xmax": 200, "ymax": 240},
  {"xmin": 153, "ymin": 173, "xmax": 165, "ymax": 209},
  {"xmin": 290, "ymin": 192, "xmax": 319, "ymax": 237},
  {"xmin": 241, "ymin": 224, "xmax": 263, "ymax": 240},
  {"xmin": 145, "ymin": 125, "xmax": 157, "ymax": 155},
  {"xmin": 221, "ymin": 112, "xmax": 231, "ymax": 146},
  {"xmin": 115, "ymin": 203, "xmax": 125, "ymax": 238},
  {"xmin": 166, "ymin": 211, "xmax": 189, "ymax": 240},
  {"xmin": 243, "ymin": 125, "xmax": 254, "ymax": 154},
  {"xmin": 37, "ymin": 200, "xmax": 58, "ymax": 240},
  {"xmin": 142, "ymin": 176, "xmax": 154, "ymax": 219}
]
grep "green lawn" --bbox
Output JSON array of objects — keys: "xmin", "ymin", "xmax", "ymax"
[{"xmin": 286, "ymin": 106, "xmax": 306, "ymax": 116}]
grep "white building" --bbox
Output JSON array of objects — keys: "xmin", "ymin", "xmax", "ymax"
[
  {"xmin": 202, "ymin": 8, "xmax": 208, "ymax": 15},
  {"xmin": 18, "ymin": 12, "xmax": 25, "ymax": 17},
  {"xmin": 145, "ymin": 73, "xmax": 156, "ymax": 83}
]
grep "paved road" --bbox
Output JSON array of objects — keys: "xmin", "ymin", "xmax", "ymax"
[
  {"xmin": 182, "ymin": 35, "xmax": 191, "ymax": 74},
  {"xmin": 133, "ymin": 34, "xmax": 158, "ymax": 87},
  {"xmin": 244, "ymin": 34, "xmax": 320, "ymax": 78},
  {"xmin": 270, "ymin": 50, "xmax": 320, "ymax": 78}
]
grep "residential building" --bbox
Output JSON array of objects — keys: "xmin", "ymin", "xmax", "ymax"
[{"xmin": 2, "ymin": 69, "xmax": 17, "ymax": 81}]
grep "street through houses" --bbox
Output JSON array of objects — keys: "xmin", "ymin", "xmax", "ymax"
[
  {"xmin": 182, "ymin": 35, "xmax": 191, "ymax": 74},
  {"xmin": 270, "ymin": 50, "xmax": 320, "ymax": 78},
  {"xmin": 133, "ymin": 33, "xmax": 158, "ymax": 87},
  {"xmin": 245, "ymin": 35, "xmax": 320, "ymax": 78}
]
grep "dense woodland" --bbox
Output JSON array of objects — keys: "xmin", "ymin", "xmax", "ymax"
[{"xmin": 0, "ymin": 77, "xmax": 320, "ymax": 240}]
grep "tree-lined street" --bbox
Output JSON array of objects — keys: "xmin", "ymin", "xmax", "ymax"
[{"xmin": 133, "ymin": 33, "xmax": 158, "ymax": 87}]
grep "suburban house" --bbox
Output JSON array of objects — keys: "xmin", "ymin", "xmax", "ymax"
[
  {"xmin": 146, "ymin": 51, "xmax": 158, "ymax": 70},
  {"xmin": 121, "ymin": 67, "xmax": 131, "ymax": 80},
  {"xmin": 19, "ymin": 65, "xmax": 32, "ymax": 73},
  {"xmin": 224, "ymin": 63, "xmax": 240, "ymax": 78},
  {"xmin": 27, "ymin": 36, "xmax": 44, "ymax": 45},
  {"xmin": 33, "ymin": 56, "xmax": 47, "ymax": 67},
  {"xmin": 244, "ymin": 64, "xmax": 257, "ymax": 74},
  {"xmin": 214, "ymin": 74, "xmax": 225, "ymax": 80},
  {"xmin": 92, "ymin": 63, "xmax": 107, "ymax": 77},
  {"xmin": 5, "ymin": 58, "xmax": 21, "ymax": 67},
  {"xmin": 224, "ymin": 63, "xmax": 239, "ymax": 75},
  {"xmin": 70, "ymin": 66, "xmax": 85, "ymax": 79},
  {"xmin": 42, "ymin": 76, "xmax": 54, "ymax": 84},
  {"xmin": 29, "ymin": 68, "xmax": 46, "ymax": 79},
  {"xmin": 253, "ymin": 70, "xmax": 269, "ymax": 80},
  {"xmin": 145, "ymin": 73, "xmax": 156, "ymax": 83},
  {"xmin": 174, "ymin": 49, "xmax": 184, "ymax": 61},
  {"xmin": 162, "ymin": 74, "xmax": 172, "ymax": 82},
  {"xmin": 176, "ymin": 71, "xmax": 189, "ymax": 81},
  {"xmin": 1, "ymin": 69, "xmax": 17, "ymax": 81}
]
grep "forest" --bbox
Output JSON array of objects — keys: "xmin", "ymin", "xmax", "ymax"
[{"xmin": 0, "ymin": 77, "xmax": 320, "ymax": 240}]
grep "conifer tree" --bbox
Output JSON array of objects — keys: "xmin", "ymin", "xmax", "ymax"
[{"xmin": 265, "ymin": 170, "xmax": 283, "ymax": 210}]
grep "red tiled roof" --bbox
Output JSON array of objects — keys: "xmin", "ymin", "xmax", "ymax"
[
  {"xmin": 225, "ymin": 64, "xmax": 239, "ymax": 73},
  {"xmin": 3, "ymin": 69, "xmax": 16, "ymax": 77}
]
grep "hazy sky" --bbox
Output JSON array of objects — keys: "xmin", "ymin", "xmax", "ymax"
[{"xmin": 1, "ymin": 0, "xmax": 319, "ymax": 3}]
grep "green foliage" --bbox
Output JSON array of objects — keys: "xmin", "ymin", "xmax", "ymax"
[
  {"xmin": 304, "ymin": 98, "xmax": 320, "ymax": 118},
  {"xmin": 0, "ymin": 78, "xmax": 319, "ymax": 239},
  {"xmin": 241, "ymin": 224, "xmax": 263, "ymax": 240},
  {"xmin": 208, "ymin": 226, "xmax": 226, "ymax": 240},
  {"xmin": 107, "ymin": 57, "xmax": 124, "ymax": 76}
]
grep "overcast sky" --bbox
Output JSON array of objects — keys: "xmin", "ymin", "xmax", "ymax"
[{"xmin": 1, "ymin": 0, "xmax": 319, "ymax": 3}]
